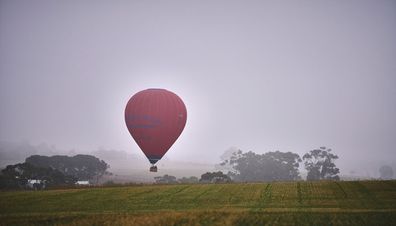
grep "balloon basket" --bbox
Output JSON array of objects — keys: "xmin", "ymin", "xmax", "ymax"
[{"xmin": 149, "ymin": 165, "xmax": 158, "ymax": 172}]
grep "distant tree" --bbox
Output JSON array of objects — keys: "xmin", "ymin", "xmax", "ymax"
[
  {"xmin": 303, "ymin": 147, "xmax": 340, "ymax": 181},
  {"xmin": 221, "ymin": 150, "xmax": 301, "ymax": 182},
  {"xmin": 379, "ymin": 165, "xmax": 394, "ymax": 179},
  {"xmin": 178, "ymin": 176, "xmax": 199, "ymax": 184},
  {"xmin": 154, "ymin": 174, "xmax": 178, "ymax": 184},
  {"xmin": 199, "ymin": 171, "xmax": 231, "ymax": 183},
  {"xmin": 0, "ymin": 174, "xmax": 27, "ymax": 189},
  {"xmin": 0, "ymin": 163, "xmax": 77, "ymax": 189},
  {"xmin": 102, "ymin": 180, "xmax": 117, "ymax": 186},
  {"xmin": 25, "ymin": 155, "xmax": 110, "ymax": 183},
  {"xmin": 215, "ymin": 147, "xmax": 239, "ymax": 173}
]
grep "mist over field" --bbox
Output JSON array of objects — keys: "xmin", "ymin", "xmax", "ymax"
[{"xmin": 0, "ymin": 141, "xmax": 394, "ymax": 182}]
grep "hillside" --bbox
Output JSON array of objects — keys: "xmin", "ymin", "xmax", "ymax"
[{"xmin": 0, "ymin": 180, "xmax": 396, "ymax": 225}]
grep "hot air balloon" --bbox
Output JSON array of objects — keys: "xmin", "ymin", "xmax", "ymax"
[{"xmin": 125, "ymin": 88, "xmax": 187, "ymax": 172}]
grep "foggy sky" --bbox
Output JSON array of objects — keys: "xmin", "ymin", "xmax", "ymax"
[{"xmin": 1, "ymin": 0, "xmax": 395, "ymax": 173}]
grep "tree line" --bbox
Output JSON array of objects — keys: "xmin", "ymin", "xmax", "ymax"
[
  {"xmin": 153, "ymin": 171, "xmax": 231, "ymax": 184},
  {"xmin": 154, "ymin": 147, "xmax": 341, "ymax": 184},
  {"xmin": 219, "ymin": 146, "xmax": 340, "ymax": 182},
  {"xmin": 1, "ymin": 146, "xmax": 393, "ymax": 189},
  {"xmin": 0, "ymin": 154, "xmax": 110, "ymax": 189}
]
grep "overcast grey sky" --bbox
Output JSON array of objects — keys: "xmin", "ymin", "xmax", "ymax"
[{"xmin": 1, "ymin": 0, "xmax": 395, "ymax": 170}]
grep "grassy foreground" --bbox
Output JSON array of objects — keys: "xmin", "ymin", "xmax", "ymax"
[{"xmin": 0, "ymin": 180, "xmax": 396, "ymax": 225}]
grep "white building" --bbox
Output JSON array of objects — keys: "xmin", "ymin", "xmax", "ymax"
[
  {"xmin": 27, "ymin": 179, "xmax": 45, "ymax": 189},
  {"xmin": 75, "ymin": 180, "xmax": 90, "ymax": 185}
]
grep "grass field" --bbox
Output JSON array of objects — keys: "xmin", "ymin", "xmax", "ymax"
[{"xmin": 1, "ymin": 180, "xmax": 396, "ymax": 225}]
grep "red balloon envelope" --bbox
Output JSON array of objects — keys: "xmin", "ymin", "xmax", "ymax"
[{"xmin": 125, "ymin": 89, "xmax": 187, "ymax": 165}]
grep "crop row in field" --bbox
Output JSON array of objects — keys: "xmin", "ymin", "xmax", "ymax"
[{"xmin": 1, "ymin": 180, "xmax": 395, "ymax": 225}]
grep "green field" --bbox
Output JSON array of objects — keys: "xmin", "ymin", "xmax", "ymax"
[{"xmin": 1, "ymin": 180, "xmax": 396, "ymax": 225}]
